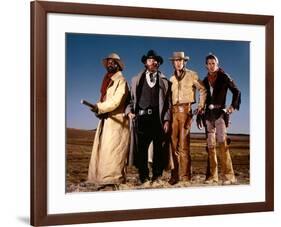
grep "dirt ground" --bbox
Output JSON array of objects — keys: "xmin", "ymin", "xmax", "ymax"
[{"xmin": 66, "ymin": 128, "xmax": 249, "ymax": 192}]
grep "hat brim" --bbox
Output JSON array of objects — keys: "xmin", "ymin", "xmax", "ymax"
[
  {"xmin": 102, "ymin": 58, "xmax": 125, "ymax": 70},
  {"xmin": 169, "ymin": 56, "xmax": 189, "ymax": 61},
  {"xmin": 141, "ymin": 55, "xmax": 163, "ymax": 65}
]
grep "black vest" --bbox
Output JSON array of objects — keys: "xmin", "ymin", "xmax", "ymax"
[{"xmin": 138, "ymin": 73, "xmax": 159, "ymax": 109}]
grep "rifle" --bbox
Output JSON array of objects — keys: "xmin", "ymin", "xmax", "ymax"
[
  {"xmin": 80, "ymin": 99, "xmax": 108, "ymax": 119},
  {"xmin": 80, "ymin": 99, "xmax": 97, "ymax": 110}
]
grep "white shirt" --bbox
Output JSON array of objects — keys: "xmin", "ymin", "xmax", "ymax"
[
  {"xmin": 145, "ymin": 71, "xmax": 157, "ymax": 88},
  {"xmin": 209, "ymin": 81, "xmax": 214, "ymax": 96}
]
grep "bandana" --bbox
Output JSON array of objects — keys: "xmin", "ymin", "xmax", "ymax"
[
  {"xmin": 175, "ymin": 68, "xmax": 185, "ymax": 81},
  {"xmin": 207, "ymin": 68, "xmax": 225, "ymax": 87},
  {"xmin": 100, "ymin": 72, "xmax": 114, "ymax": 102}
]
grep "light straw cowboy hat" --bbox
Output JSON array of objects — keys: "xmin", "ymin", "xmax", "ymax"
[
  {"xmin": 169, "ymin": 51, "xmax": 190, "ymax": 61},
  {"xmin": 102, "ymin": 53, "xmax": 125, "ymax": 70}
]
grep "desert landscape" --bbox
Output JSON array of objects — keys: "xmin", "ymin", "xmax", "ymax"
[{"xmin": 66, "ymin": 128, "xmax": 249, "ymax": 192}]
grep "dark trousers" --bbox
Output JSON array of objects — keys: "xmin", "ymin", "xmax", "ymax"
[{"xmin": 136, "ymin": 113, "xmax": 164, "ymax": 182}]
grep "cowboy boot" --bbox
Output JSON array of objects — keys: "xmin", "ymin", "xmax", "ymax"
[
  {"xmin": 205, "ymin": 147, "xmax": 218, "ymax": 184},
  {"xmin": 219, "ymin": 140, "xmax": 236, "ymax": 185}
]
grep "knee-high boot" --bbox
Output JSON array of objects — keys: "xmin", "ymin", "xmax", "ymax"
[
  {"xmin": 206, "ymin": 147, "xmax": 218, "ymax": 182},
  {"xmin": 219, "ymin": 140, "xmax": 236, "ymax": 183}
]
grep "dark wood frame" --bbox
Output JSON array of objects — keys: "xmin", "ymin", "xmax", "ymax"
[{"xmin": 31, "ymin": 1, "xmax": 274, "ymax": 226}]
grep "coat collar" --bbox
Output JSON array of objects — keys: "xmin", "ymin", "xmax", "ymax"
[
  {"xmin": 135, "ymin": 70, "xmax": 167, "ymax": 88},
  {"xmin": 171, "ymin": 68, "xmax": 193, "ymax": 82},
  {"xmin": 111, "ymin": 71, "xmax": 123, "ymax": 81}
]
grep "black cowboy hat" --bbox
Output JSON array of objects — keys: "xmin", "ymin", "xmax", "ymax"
[{"xmin": 141, "ymin": 49, "xmax": 164, "ymax": 65}]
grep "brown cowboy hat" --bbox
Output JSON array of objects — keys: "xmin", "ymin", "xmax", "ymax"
[
  {"xmin": 141, "ymin": 49, "xmax": 163, "ymax": 65},
  {"xmin": 169, "ymin": 51, "xmax": 190, "ymax": 61},
  {"xmin": 102, "ymin": 53, "xmax": 125, "ymax": 70}
]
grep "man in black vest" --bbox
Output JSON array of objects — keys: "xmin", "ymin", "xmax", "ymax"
[{"xmin": 126, "ymin": 50, "xmax": 171, "ymax": 185}]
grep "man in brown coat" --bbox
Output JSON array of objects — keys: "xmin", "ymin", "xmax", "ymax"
[{"xmin": 169, "ymin": 52, "xmax": 207, "ymax": 185}]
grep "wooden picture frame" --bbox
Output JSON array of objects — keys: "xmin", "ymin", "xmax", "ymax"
[{"xmin": 31, "ymin": 1, "xmax": 274, "ymax": 226}]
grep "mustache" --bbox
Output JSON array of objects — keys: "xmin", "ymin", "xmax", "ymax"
[
  {"xmin": 107, "ymin": 66, "xmax": 117, "ymax": 73},
  {"xmin": 146, "ymin": 63, "xmax": 159, "ymax": 69}
]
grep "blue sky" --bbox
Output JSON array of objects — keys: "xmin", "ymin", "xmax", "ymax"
[{"xmin": 66, "ymin": 33, "xmax": 250, "ymax": 134}]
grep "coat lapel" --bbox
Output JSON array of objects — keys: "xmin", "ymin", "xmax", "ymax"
[
  {"xmin": 132, "ymin": 71, "xmax": 168, "ymax": 121},
  {"xmin": 158, "ymin": 73, "xmax": 167, "ymax": 117},
  {"xmin": 132, "ymin": 71, "xmax": 145, "ymax": 110}
]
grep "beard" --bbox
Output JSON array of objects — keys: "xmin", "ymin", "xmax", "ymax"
[
  {"xmin": 107, "ymin": 65, "xmax": 118, "ymax": 73},
  {"xmin": 146, "ymin": 63, "xmax": 159, "ymax": 72}
]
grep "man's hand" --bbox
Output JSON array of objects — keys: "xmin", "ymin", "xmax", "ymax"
[
  {"xmin": 226, "ymin": 105, "xmax": 235, "ymax": 114},
  {"xmin": 163, "ymin": 121, "xmax": 170, "ymax": 133},
  {"xmin": 95, "ymin": 113, "xmax": 108, "ymax": 120},
  {"xmin": 193, "ymin": 107, "xmax": 204, "ymax": 115},
  {"xmin": 128, "ymin": 112, "xmax": 136, "ymax": 120},
  {"xmin": 90, "ymin": 104, "xmax": 98, "ymax": 113},
  {"xmin": 196, "ymin": 113, "xmax": 205, "ymax": 130}
]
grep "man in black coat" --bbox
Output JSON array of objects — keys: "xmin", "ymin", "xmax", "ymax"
[
  {"xmin": 126, "ymin": 50, "xmax": 171, "ymax": 185},
  {"xmin": 202, "ymin": 54, "xmax": 241, "ymax": 185}
]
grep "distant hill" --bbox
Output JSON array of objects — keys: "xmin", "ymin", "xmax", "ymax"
[
  {"xmin": 67, "ymin": 128, "xmax": 95, "ymax": 138},
  {"xmin": 67, "ymin": 128, "xmax": 96, "ymax": 145},
  {"xmin": 67, "ymin": 128, "xmax": 249, "ymax": 142},
  {"xmin": 191, "ymin": 132, "xmax": 249, "ymax": 141}
]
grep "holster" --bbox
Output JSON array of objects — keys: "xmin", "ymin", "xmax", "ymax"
[
  {"xmin": 196, "ymin": 113, "xmax": 206, "ymax": 129},
  {"xmin": 223, "ymin": 112, "xmax": 230, "ymax": 128}
]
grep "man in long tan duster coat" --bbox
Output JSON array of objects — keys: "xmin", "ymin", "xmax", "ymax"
[{"xmin": 88, "ymin": 53, "xmax": 130, "ymax": 187}]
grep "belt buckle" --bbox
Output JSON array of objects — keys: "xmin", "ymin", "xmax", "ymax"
[
  {"xmin": 139, "ymin": 110, "xmax": 145, "ymax": 115},
  {"xmin": 147, "ymin": 109, "xmax": 153, "ymax": 115},
  {"xmin": 178, "ymin": 106, "xmax": 184, "ymax": 112},
  {"xmin": 208, "ymin": 104, "xmax": 214, "ymax": 110}
]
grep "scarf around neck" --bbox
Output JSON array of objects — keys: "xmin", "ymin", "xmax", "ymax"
[{"xmin": 100, "ymin": 72, "xmax": 114, "ymax": 102}]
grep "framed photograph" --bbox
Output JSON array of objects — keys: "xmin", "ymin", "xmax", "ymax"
[{"xmin": 31, "ymin": 1, "xmax": 274, "ymax": 226}]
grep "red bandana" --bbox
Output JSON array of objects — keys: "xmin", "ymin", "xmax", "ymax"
[
  {"xmin": 100, "ymin": 72, "xmax": 114, "ymax": 102},
  {"xmin": 208, "ymin": 71, "xmax": 218, "ymax": 88}
]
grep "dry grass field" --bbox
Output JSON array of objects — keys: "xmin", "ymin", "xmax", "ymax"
[{"xmin": 66, "ymin": 128, "xmax": 249, "ymax": 192}]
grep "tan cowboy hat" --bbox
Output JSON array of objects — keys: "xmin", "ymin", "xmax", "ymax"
[
  {"xmin": 102, "ymin": 53, "xmax": 125, "ymax": 70},
  {"xmin": 169, "ymin": 52, "xmax": 190, "ymax": 61}
]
